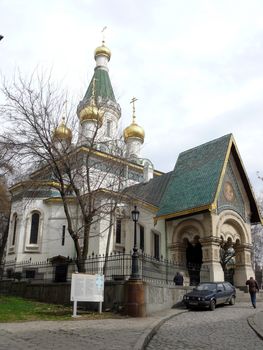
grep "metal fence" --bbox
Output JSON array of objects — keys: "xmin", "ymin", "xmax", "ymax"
[{"xmin": 2, "ymin": 252, "xmax": 210, "ymax": 285}]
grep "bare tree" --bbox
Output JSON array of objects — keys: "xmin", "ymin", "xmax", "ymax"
[
  {"xmin": 1, "ymin": 71, "xmax": 126, "ymax": 272},
  {"xmin": 220, "ymin": 241, "xmax": 236, "ymax": 272},
  {"xmin": 0, "ymin": 142, "xmax": 14, "ymax": 273},
  {"xmin": 251, "ymin": 193, "xmax": 263, "ymax": 268}
]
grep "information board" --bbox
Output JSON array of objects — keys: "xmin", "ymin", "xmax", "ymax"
[{"xmin": 70, "ymin": 273, "xmax": 104, "ymax": 302}]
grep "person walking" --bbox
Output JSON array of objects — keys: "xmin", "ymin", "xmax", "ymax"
[{"xmin": 246, "ymin": 276, "xmax": 259, "ymax": 308}]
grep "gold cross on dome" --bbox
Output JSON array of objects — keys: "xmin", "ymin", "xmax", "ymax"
[
  {"xmin": 101, "ymin": 26, "xmax": 107, "ymax": 43},
  {"xmin": 62, "ymin": 100, "xmax": 67, "ymax": 123},
  {"xmin": 130, "ymin": 97, "xmax": 138, "ymax": 122}
]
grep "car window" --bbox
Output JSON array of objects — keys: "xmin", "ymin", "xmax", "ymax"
[
  {"xmin": 196, "ymin": 283, "xmax": 216, "ymax": 292},
  {"xmin": 217, "ymin": 283, "xmax": 224, "ymax": 291},
  {"xmin": 223, "ymin": 282, "xmax": 233, "ymax": 291}
]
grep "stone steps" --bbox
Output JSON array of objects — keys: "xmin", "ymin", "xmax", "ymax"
[{"xmin": 235, "ymin": 288, "xmax": 263, "ymax": 302}]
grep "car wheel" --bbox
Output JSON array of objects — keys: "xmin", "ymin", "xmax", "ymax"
[
  {"xmin": 229, "ymin": 296, "xmax": 235, "ymax": 305},
  {"xmin": 209, "ymin": 300, "xmax": 216, "ymax": 311}
]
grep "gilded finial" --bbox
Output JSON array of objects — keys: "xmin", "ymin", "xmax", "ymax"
[
  {"xmin": 94, "ymin": 27, "xmax": 111, "ymax": 60},
  {"xmin": 123, "ymin": 97, "xmax": 145, "ymax": 143},
  {"xmin": 130, "ymin": 97, "xmax": 138, "ymax": 123}
]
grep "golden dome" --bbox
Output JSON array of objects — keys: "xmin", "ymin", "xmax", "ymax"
[
  {"xmin": 94, "ymin": 41, "xmax": 111, "ymax": 61},
  {"xmin": 124, "ymin": 121, "xmax": 145, "ymax": 143},
  {"xmin": 53, "ymin": 120, "xmax": 72, "ymax": 143},
  {"xmin": 78, "ymin": 101, "xmax": 103, "ymax": 126}
]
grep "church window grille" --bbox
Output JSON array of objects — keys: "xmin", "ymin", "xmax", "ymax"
[{"xmin": 29, "ymin": 212, "xmax": 40, "ymax": 244}]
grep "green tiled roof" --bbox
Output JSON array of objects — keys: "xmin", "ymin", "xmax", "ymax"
[
  {"xmin": 156, "ymin": 134, "xmax": 232, "ymax": 218},
  {"xmin": 124, "ymin": 172, "xmax": 172, "ymax": 207},
  {"xmin": 84, "ymin": 68, "xmax": 116, "ymax": 103}
]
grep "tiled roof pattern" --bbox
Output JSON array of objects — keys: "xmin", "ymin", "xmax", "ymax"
[
  {"xmin": 124, "ymin": 172, "xmax": 173, "ymax": 207},
  {"xmin": 84, "ymin": 68, "xmax": 116, "ymax": 103},
  {"xmin": 156, "ymin": 134, "xmax": 232, "ymax": 218}
]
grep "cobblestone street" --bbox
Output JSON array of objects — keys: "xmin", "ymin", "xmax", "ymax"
[
  {"xmin": 146, "ymin": 302, "xmax": 263, "ymax": 350},
  {"xmin": 0, "ymin": 302, "xmax": 262, "ymax": 350}
]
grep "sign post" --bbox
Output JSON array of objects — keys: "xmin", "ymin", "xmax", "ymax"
[{"xmin": 70, "ymin": 273, "xmax": 104, "ymax": 317}]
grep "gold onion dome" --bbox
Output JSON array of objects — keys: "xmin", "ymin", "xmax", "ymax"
[
  {"xmin": 94, "ymin": 40, "xmax": 111, "ymax": 61},
  {"xmin": 79, "ymin": 78, "xmax": 103, "ymax": 125},
  {"xmin": 79, "ymin": 102, "xmax": 103, "ymax": 125},
  {"xmin": 53, "ymin": 119, "xmax": 72, "ymax": 142},
  {"xmin": 124, "ymin": 120, "xmax": 145, "ymax": 143}
]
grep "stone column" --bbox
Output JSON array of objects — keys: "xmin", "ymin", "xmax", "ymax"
[
  {"xmin": 200, "ymin": 237, "xmax": 224, "ymax": 282},
  {"xmin": 124, "ymin": 280, "xmax": 146, "ymax": 317},
  {"xmin": 168, "ymin": 242, "xmax": 189, "ymax": 284},
  {"xmin": 234, "ymin": 243, "xmax": 254, "ymax": 286},
  {"xmin": 169, "ymin": 242, "xmax": 186, "ymax": 265}
]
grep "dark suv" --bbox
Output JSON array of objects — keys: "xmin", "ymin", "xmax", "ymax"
[{"xmin": 183, "ymin": 282, "xmax": 236, "ymax": 311}]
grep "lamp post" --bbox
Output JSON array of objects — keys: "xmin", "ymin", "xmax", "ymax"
[{"xmin": 130, "ymin": 205, "xmax": 140, "ymax": 279}]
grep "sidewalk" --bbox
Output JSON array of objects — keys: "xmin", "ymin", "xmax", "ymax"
[{"xmin": 248, "ymin": 310, "xmax": 263, "ymax": 341}]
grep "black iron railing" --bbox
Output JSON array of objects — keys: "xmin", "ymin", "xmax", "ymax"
[{"xmin": 2, "ymin": 252, "xmax": 210, "ymax": 285}]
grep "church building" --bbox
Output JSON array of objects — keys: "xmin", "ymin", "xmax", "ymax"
[{"xmin": 4, "ymin": 40, "xmax": 262, "ymax": 287}]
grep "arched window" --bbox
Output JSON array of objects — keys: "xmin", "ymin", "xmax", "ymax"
[
  {"xmin": 12, "ymin": 214, "xmax": 17, "ymax": 246},
  {"xmin": 106, "ymin": 120, "xmax": 111, "ymax": 137},
  {"xmin": 139, "ymin": 225, "xmax": 144, "ymax": 252},
  {"xmin": 29, "ymin": 212, "xmax": 40, "ymax": 244},
  {"xmin": 152, "ymin": 232, "xmax": 160, "ymax": 260},
  {"xmin": 115, "ymin": 219, "xmax": 122, "ymax": 244}
]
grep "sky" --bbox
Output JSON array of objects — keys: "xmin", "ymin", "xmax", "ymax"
[{"xmin": 1, "ymin": 0, "xmax": 263, "ymax": 194}]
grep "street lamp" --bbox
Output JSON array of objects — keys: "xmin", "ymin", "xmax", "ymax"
[{"xmin": 130, "ymin": 205, "xmax": 140, "ymax": 279}]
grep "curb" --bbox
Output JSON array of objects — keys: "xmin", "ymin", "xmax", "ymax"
[
  {"xmin": 247, "ymin": 312, "xmax": 263, "ymax": 341},
  {"xmin": 133, "ymin": 310, "xmax": 188, "ymax": 350}
]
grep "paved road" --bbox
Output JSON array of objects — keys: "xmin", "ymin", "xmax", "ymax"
[{"xmin": 146, "ymin": 302, "xmax": 263, "ymax": 350}]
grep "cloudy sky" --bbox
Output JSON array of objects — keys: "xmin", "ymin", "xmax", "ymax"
[{"xmin": 1, "ymin": 0, "xmax": 263, "ymax": 194}]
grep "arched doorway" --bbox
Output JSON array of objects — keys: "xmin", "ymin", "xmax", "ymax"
[
  {"xmin": 185, "ymin": 236, "xmax": 203, "ymax": 285},
  {"xmin": 216, "ymin": 211, "xmax": 253, "ymax": 286},
  {"xmin": 171, "ymin": 219, "xmax": 204, "ymax": 285},
  {"xmin": 220, "ymin": 236, "xmax": 240, "ymax": 285}
]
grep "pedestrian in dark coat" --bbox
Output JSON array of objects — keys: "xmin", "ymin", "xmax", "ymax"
[
  {"xmin": 246, "ymin": 277, "xmax": 259, "ymax": 308},
  {"xmin": 174, "ymin": 272, "xmax": 184, "ymax": 286}
]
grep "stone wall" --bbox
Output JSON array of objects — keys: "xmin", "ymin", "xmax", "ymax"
[
  {"xmin": 0, "ymin": 280, "xmax": 192, "ymax": 315},
  {"xmin": 0, "ymin": 280, "xmax": 126, "ymax": 310},
  {"xmin": 0, "ymin": 280, "xmax": 71, "ymax": 304},
  {"xmin": 144, "ymin": 284, "xmax": 192, "ymax": 314}
]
